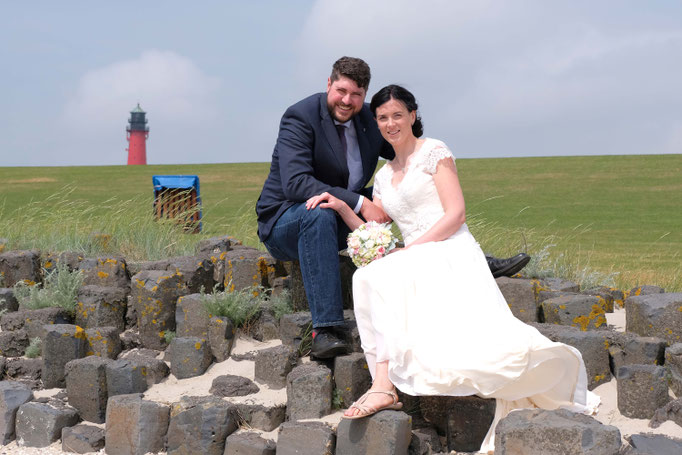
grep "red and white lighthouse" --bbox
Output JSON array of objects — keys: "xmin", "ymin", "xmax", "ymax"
[{"xmin": 126, "ymin": 103, "xmax": 149, "ymax": 165}]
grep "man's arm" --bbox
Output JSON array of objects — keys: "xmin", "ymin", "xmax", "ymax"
[{"xmin": 277, "ymin": 107, "xmax": 361, "ymax": 208}]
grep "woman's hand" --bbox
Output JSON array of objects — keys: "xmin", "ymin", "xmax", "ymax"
[{"xmin": 306, "ymin": 192, "xmax": 348, "ymax": 214}]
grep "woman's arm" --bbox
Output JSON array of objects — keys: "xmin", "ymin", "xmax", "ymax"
[
  {"xmin": 306, "ymin": 193, "xmax": 390, "ymax": 232},
  {"xmin": 405, "ymin": 157, "xmax": 466, "ymax": 248}
]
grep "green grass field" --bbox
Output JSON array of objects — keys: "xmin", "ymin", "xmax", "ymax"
[{"xmin": 1, "ymin": 154, "xmax": 680, "ymax": 291}]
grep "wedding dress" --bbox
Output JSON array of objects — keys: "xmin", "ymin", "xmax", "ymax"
[{"xmin": 352, "ymin": 138, "xmax": 599, "ymax": 453}]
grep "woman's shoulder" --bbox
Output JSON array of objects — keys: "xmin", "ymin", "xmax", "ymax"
[
  {"xmin": 416, "ymin": 138, "xmax": 456, "ymax": 173},
  {"xmin": 421, "ymin": 137, "xmax": 451, "ymax": 152},
  {"xmin": 418, "ymin": 137, "xmax": 455, "ymax": 159}
]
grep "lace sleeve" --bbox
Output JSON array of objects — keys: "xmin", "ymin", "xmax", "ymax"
[{"xmin": 419, "ymin": 141, "xmax": 456, "ymax": 175}]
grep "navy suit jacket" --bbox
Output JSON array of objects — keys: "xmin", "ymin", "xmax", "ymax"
[{"xmin": 256, "ymin": 92, "xmax": 394, "ymax": 241}]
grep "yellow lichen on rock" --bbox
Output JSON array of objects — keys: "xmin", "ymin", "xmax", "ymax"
[
  {"xmin": 224, "ymin": 260, "xmax": 234, "ymax": 289},
  {"xmin": 572, "ymin": 304, "xmax": 606, "ymax": 331}
]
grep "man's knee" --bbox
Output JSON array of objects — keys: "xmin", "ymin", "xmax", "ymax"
[{"xmin": 301, "ymin": 207, "xmax": 337, "ymax": 230}]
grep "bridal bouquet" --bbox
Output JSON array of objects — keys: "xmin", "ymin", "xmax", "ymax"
[{"xmin": 347, "ymin": 221, "xmax": 398, "ymax": 267}]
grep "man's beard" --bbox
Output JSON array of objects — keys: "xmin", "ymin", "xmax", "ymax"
[{"xmin": 327, "ymin": 102, "xmax": 357, "ymax": 123}]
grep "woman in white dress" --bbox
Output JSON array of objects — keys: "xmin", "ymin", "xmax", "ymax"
[{"xmin": 306, "ymin": 84, "xmax": 599, "ymax": 453}]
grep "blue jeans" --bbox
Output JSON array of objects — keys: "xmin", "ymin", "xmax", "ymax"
[{"xmin": 263, "ymin": 203, "xmax": 349, "ymax": 328}]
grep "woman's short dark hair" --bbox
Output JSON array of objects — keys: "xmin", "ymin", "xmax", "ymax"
[
  {"xmin": 330, "ymin": 57, "xmax": 371, "ymax": 91},
  {"xmin": 370, "ymin": 85, "xmax": 424, "ymax": 137}
]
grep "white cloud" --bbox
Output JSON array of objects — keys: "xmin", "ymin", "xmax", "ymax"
[
  {"xmin": 60, "ymin": 50, "xmax": 221, "ymax": 164},
  {"xmin": 63, "ymin": 50, "xmax": 219, "ymax": 127},
  {"xmin": 296, "ymin": 0, "xmax": 682, "ymax": 157}
]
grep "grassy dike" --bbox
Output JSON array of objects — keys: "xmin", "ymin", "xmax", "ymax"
[{"xmin": 0, "ymin": 154, "xmax": 680, "ymax": 291}]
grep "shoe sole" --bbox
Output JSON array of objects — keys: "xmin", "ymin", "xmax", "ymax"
[{"xmin": 310, "ymin": 344, "xmax": 349, "ymax": 359}]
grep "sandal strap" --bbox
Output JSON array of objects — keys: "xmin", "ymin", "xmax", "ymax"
[
  {"xmin": 346, "ymin": 389, "xmax": 399, "ymax": 418},
  {"xmin": 364, "ymin": 390, "xmax": 398, "ymax": 405},
  {"xmin": 348, "ymin": 401, "xmax": 376, "ymax": 416}
]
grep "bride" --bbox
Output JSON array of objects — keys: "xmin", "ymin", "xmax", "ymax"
[{"xmin": 305, "ymin": 84, "xmax": 599, "ymax": 453}]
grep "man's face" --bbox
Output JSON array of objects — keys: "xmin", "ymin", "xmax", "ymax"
[{"xmin": 326, "ymin": 76, "xmax": 366, "ymax": 123}]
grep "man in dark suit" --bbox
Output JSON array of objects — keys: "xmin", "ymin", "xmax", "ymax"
[
  {"xmin": 257, "ymin": 57, "xmax": 529, "ymax": 358},
  {"xmin": 257, "ymin": 57, "xmax": 391, "ymax": 358}
]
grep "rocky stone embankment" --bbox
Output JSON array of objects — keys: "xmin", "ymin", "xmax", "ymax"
[{"xmin": 0, "ymin": 237, "xmax": 681, "ymax": 454}]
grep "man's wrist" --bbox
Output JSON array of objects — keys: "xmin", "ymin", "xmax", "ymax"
[{"xmin": 353, "ymin": 195, "xmax": 364, "ymax": 214}]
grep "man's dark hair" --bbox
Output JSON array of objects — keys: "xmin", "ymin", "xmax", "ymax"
[{"xmin": 330, "ymin": 57, "xmax": 371, "ymax": 91}]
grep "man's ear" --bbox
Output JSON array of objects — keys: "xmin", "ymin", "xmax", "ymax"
[{"xmin": 326, "ymin": 77, "xmax": 332, "ymax": 93}]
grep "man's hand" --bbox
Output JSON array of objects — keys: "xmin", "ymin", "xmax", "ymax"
[
  {"xmin": 360, "ymin": 198, "xmax": 390, "ymax": 223},
  {"xmin": 306, "ymin": 192, "xmax": 347, "ymax": 214}
]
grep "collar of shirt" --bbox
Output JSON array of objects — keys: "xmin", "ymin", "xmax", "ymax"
[{"xmin": 334, "ymin": 119, "xmax": 356, "ymax": 137}]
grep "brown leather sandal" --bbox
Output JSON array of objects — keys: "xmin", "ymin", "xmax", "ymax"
[{"xmin": 342, "ymin": 389, "xmax": 403, "ymax": 420}]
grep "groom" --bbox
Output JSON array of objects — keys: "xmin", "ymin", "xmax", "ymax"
[{"xmin": 257, "ymin": 56, "xmax": 529, "ymax": 359}]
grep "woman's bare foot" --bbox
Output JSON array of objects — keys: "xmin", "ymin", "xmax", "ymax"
[{"xmin": 343, "ymin": 387, "xmax": 400, "ymax": 418}]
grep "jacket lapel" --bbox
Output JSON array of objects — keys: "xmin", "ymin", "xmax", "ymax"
[
  {"xmin": 354, "ymin": 112, "xmax": 375, "ymax": 185},
  {"xmin": 319, "ymin": 94, "xmax": 349, "ymax": 173}
]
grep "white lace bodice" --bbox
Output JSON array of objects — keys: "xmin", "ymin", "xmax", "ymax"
[{"xmin": 373, "ymin": 138, "xmax": 462, "ymax": 245}]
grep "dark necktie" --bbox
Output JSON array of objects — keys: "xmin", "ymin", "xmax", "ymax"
[{"xmin": 335, "ymin": 124, "xmax": 347, "ymax": 157}]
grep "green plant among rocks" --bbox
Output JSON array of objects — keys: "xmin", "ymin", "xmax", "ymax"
[
  {"xmin": 297, "ymin": 323, "xmax": 313, "ymax": 358},
  {"xmin": 24, "ymin": 337, "xmax": 42, "ymax": 358},
  {"xmin": 332, "ymin": 388, "xmax": 344, "ymax": 410},
  {"xmin": 200, "ymin": 283, "xmax": 264, "ymax": 328},
  {"xmin": 520, "ymin": 243, "xmax": 617, "ymax": 290},
  {"xmin": 163, "ymin": 330, "xmax": 176, "ymax": 344},
  {"xmin": 13, "ymin": 262, "xmax": 83, "ymax": 315},
  {"xmin": 267, "ymin": 290, "xmax": 293, "ymax": 321}
]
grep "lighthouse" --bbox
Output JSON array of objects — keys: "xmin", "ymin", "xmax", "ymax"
[{"xmin": 126, "ymin": 103, "xmax": 149, "ymax": 165}]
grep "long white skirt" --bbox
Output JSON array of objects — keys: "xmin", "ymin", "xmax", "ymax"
[{"xmin": 352, "ymin": 226, "xmax": 599, "ymax": 453}]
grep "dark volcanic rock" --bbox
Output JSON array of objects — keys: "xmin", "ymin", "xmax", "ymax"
[
  {"xmin": 166, "ymin": 395, "xmax": 238, "ymax": 455},
  {"xmin": 336, "ymin": 410, "xmax": 411, "ymax": 455},
  {"xmin": 210, "ymin": 374, "xmax": 260, "ymax": 397},
  {"xmin": 495, "ymin": 408, "xmax": 621, "ymax": 455}
]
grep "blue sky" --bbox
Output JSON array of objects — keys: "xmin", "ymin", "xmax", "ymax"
[{"xmin": 2, "ymin": 1, "xmax": 681, "ymax": 166}]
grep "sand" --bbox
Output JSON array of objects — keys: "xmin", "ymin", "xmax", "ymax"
[{"xmin": 1, "ymin": 314, "xmax": 680, "ymax": 453}]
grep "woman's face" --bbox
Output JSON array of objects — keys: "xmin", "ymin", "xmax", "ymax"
[{"xmin": 374, "ymin": 98, "xmax": 416, "ymax": 147}]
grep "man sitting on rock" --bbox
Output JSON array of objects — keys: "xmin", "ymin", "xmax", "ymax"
[{"xmin": 256, "ymin": 56, "xmax": 530, "ymax": 359}]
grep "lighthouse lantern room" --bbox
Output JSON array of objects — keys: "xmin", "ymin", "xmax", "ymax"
[{"xmin": 126, "ymin": 103, "xmax": 149, "ymax": 165}]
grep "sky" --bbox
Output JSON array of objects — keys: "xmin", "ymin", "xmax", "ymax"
[{"xmin": 1, "ymin": 0, "xmax": 681, "ymax": 167}]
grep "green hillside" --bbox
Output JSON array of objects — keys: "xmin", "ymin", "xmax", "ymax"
[{"xmin": 1, "ymin": 154, "xmax": 680, "ymax": 291}]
